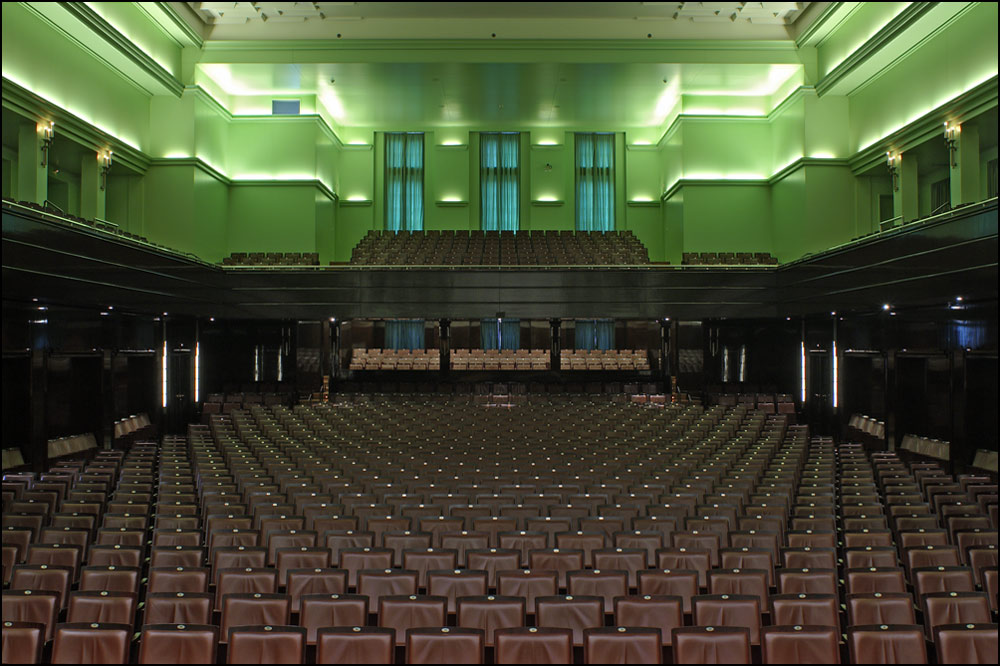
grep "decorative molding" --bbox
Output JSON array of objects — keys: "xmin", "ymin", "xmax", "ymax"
[
  {"xmin": 770, "ymin": 157, "xmax": 851, "ymax": 184},
  {"xmin": 341, "ymin": 143, "xmax": 373, "ymax": 151},
  {"xmin": 661, "ymin": 157, "xmax": 853, "ymax": 198},
  {"xmin": 815, "ymin": 2, "xmax": 940, "ymax": 97},
  {"xmin": 531, "ymin": 200, "xmax": 564, "ymax": 207},
  {"xmin": 231, "ymin": 178, "xmax": 337, "ymax": 201},
  {"xmin": 148, "ymin": 156, "xmax": 229, "ymax": 185},
  {"xmin": 627, "ymin": 200, "xmax": 661, "ymax": 207},
  {"xmin": 531, "ymin": 143, "xmax": 564, "ymax": 149},
  {"xmin": 436, "ymin": 143, "xmax": 469, "ymax": 150},
  {"xmin": 153, "ymin": 1, "xmax": 204, "ymax": 48},
  {"xmin": 848, "ymin": 75, "xmax": 999, "ymax": 174},
  {"xmin": 435, "ymin": 200, "xmax": 468, "ymax": 207},
  {"xmin": 57, "ymin": 1, "xmax": 184, "ymax": 97},
  {"xmin": 625, "ymin": 144, "xmax": 658, "ymax": 152},
  {"xmin": 1, "ymin": 76, "xmax": 150, "ymax": 173},
  {"xmin": 795, "ymin": 2, "xmax": 848, "ymax": 47},
  {"xmin": 340, "ymin": 199, "xmax": 373, "ymax": 207}
]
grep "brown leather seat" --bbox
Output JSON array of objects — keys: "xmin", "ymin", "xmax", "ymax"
[
  {"xmin": 982, "ymin": 568, "xmax": 998, "ymax": 613},
  {"xmin": 769, "ymin": 593, "xmax": 840, "ymax": 633},
  {"xmin": 1, "ymin": 620, "xmax": 45, "ymax": 665},
  {"xmin": 26, "ymin": 544, "xmax": 83, "ymax": 581},
  {"xmin": 272, "ymin": 547, "xmax": 328, "ymax": 585},
  {"xmin": 904, "ymin": 545, "xmax": 961, "ymax": 575},
  {"xmin": 339, "ymin": 548, "xmax": 393, "ymax": 587},
  {"xmin": 384, "ymin": 532, "xmax": 434, "ymax": 566},
  {"xmin": 457, "ymin": 595, "xmax": 525, "ymax": 646},
  {"xmin": 219, "ymin": 593, "xmax": 291, "ymax": 643},
  {"xmin": 655, "ymin": 549, "xmax": 711, "ymax": 587},
  {"xmin": 500, "ymin": 532, "xmax": 548, "ymax": 567},
  {"xmin": 636, "ymin": 569, "xmax": 698, "ymax": 613},
  {"xmin": 324, "ymin": 531, "xmax": 374, "ymax": 565},
  {"xmin": 592, "ymin": 548, "xmax": 647, "ymax": 587},
  {"xmin": 358, "ymin": 569, "xmax": 418, "ymax": 610},
  {"xmin": 403, "ymin": 549, "xmax": 458, "ymax": 587},
  {"xmin": 10, "ymin": 565, "xmax": 73, "ymax": 610},
  {"xmin": 672, "ymin": 626, "xmax": 751, "ymax": 664},
  {"xmin": 466, "ymin": 549, "xmax": 520, "ymax": 587},
  {"xmin": 708, "ymin": 568, "xmax": 769, "ymax": 602},
  {"xmin": 922, "ymin": 592, "xmax": 992, "ymax": 635},
  {"xmin": 2, "ymin": 590, "xmax": 60, "ymax": 641},
  {"xmin": 672, "ymin": 533, "xmax": 722, "ymax": 568},
  {"xmin": 692, "ymin": 594, "xmax": 762, "ymax": 645},
  {"xmin": 846, "ymin": 592, "xmax": 915, "ymax": 626},
  {"xmin": 379, "ymin": 595, "xmax": 447, "ymax": 646},
  {"xmin": 316, "ymin": 626, "xmax": 395, "ymax": 664},
  {"xmin": 51, "ymin": 622, "xmax": 131, "ymax": 664},
  {"xmin": 147, "ymin": 567, "xmax": 210, "ymax": 594},
  {"xmin": 215, "ymin": 568, "xmax": 279, "ymax": 611},
  {"xmin": 138, "ymin": 624, "xmax": 218, "ymax": 665},
  {"xmin": 285, "ymin": 568, "xmax": 347, "ymax": 612},
  {"xmin": 844, "ymin": 567, "xmax": 907, "ymax": 595},
  {"xmin": 781, "ymin": 547, "xmax": 838, "ymax": 570},
  {"xmin": 613, "ymin": 594, "xmax": 683, "ymax": 646},
  {"xmin": 497, "ymin": 570, "xmax": 558, "ymax": 613},
  {"xmin": 87, "ymin": 545, "xmax": 144, "ymax": 569},
  {"xmin": 212, "ymin": 548, "xmax": 267, "ymax": 583},
  {"xmin": 227, "ymin": 625, "xmax": 305, "ymax": 664},
  {"xmin": 933, "ymin": 623, "xmax": 998, "ymax": 664},
  {"xmin": 567, "ymin": 569, "xmax": 628, "ymax": 612},
  {"xmin": 555, "ymin": 532, "xmax": 607, "ymax": 567},
  {"xmin": 149, "ymin": 546, "xmax": 204, "ymax": 570},
  {"xmin": 583, "ymin": 627, "xmax": 661, "ymax": 664},
  {"xmin": 761, "ymin": 625, "xmax": 839, "ymax": 664},
  {"xmin": 720, "ymin": 548, "xmax": 774, "ymax": 586},
  {"xmin": 494, "ymin": 626, "xmax": 573, "ymax": 664},
  {"xmin": 78, "ymin": 565, "xmax": 140, "ymax": 595},
  {"xmin": 66, "ymin": 591, "xmax": 136, "ymax": 625},
  {"xmin": 144, "ymin": 592, "xmax": 214, "ymax": 625},
  {"xmin": 440, "ymin": 532, "xmax": 489, "ymax": 566},
  {"xmin": 427, "ymin": 569, "xmax": 488, "ymax": 613},
  {"xmin": 776, "ymin": 568, "xmax": 838, "ymax": 595},
  {"xmin": 405, "ymin": 627, "xmax": 485, "ymax": 665},
  {"xmin": 299, "ymin": 594, "xmax": 369, "ymax": 644},
  {"xmin": 846, "ymin": 624, "xmax": 928, "ymax": 664},
  {"xmin": 845, "ymin": 546, "xmax": 898, "ymax": 569},
  {"xmin": 528, "ymin": 549, "xmax": 584, "ymax": 588},
  {"xmin": 536, "ymin": 595, "xmax": 604, "ymax": 646},
  {"xmin": 912, "ymin": 566, "xmax": 976, "ymax": 599}
]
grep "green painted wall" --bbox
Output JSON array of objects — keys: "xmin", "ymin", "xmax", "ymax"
[
  {"xmin": 678, "ymin": 184, "xmax": 772, "ymax": 255},
  {"xmin": 2, "ymin": 2, "xmax": 151, "ymax": 151},
  {"xmin": 772, "ymin": 168, "xmax": 807, "ymax": 262},
  {"xmin": 228, "ymin": 184, "xmax": 319, "ymax": 254}
]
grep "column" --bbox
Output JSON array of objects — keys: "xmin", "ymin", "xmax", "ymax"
[
  {"xmin": 101, "ymin": 349, "xmax": 114, "ymax": 450},
  {"xmin": 80, "ymin": 152, "xmax": 106, "ymax": 220},
  {"xmin": 331, "ymin": 320, "xmax": 341, "ymax": 380},
  {"xmin": 894, "ymin": 152, "xmax": 918, "ymax": 223},
  {"xmin": 670, "ymin": 320, "xmax": 680, "ymax": 393},
  {"xmin": 320, "ymin": 319, "xmax": 332, "ymax": 382},
  {"xmin": 659, "ymin": 320, "xmax": 670, "ymax": 383},
  {"xmin": 439, "ymin": 319, "xmax": 451, "ymax": 373},
  {"xmin": 17, "ymin": 122, "xmax": 48, "ymax": 204},
  {"xmin": 550, "ymin": 319, "xmax": 561, "ymax": 371},
  {"xmin": 28, "ymin": 348, "xmax": 49, "ymax": 474},
  {"xmin": 950, "ymin": 124, "xmax": 980, "ymax": 206}
]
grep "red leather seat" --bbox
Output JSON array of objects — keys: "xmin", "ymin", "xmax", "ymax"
[
  {"xmin": 51, "ymin": 622, "xmax": 131, "ymax": 665},
  {"xmin": 933, "ymin": 623, "xmax": 998, "ymax": 664},
  {"xmin": 427, "ymin": 569, "xmax": 488, "ymax": 613},
  {"xmin": 535, "ymin": 595, "xmax": 604, "ymax": 646},
  {"xmin": 846, "ymin": 624, "xmax": 928, "ymax": 664},
  {"xmin": 1, "ymin": 621, "xmax": 45, "ymax": 665},
  {"xmin": 494, "ymin": 626, "xmax": 573, "ymax": 665},
  {"xmin": 457, "ymin": 595, "xmax": 525, "ymax": 647},
  {"xmin": 613, "ymin": 594, "xmax": 683, "ymax": 646},
  {"xmin": 299, "ymin": 594, "xmax": 369, "ymax": 644},
  {"xmin": 379, "ymin": 595, "xmax": 447, "ymax": 646},
  {"xmin": 497, "ymin": 570, "xmax": 558, "ymax": 614},
  {"xmin": 2, "ymin": 589, "xmax": 60, "ymax": 641}
]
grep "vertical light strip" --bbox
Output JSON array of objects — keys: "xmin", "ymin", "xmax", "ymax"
[
  {"xmin": 194, "ymin": 341, "xmax": 201, "ymax": 403},
  {"xmin": 254, "ymin": 346, "xmax": 260, "ymax": 382},
  {"xmin": 739, "ymin": 345, "xmax": 747, "ymax": 383},
  {"xmin": 277, "ymin": 347, "xmax": 283, "ymax": 382},
  {"xmin": 800, "ymin": 341, "xmax": 807, "ymax": 403},
  {"xmin": 832, "ymin": 340, "xmax": 839, "ymax": 409},
  {"xmin": 161, "ymin": 340, "xmax": 168, "ymax": 408}
]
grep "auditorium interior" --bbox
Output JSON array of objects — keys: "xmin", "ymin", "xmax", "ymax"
[{"xmin": 1, "ymin": 2, "xmax": 998, "ymax": 664}]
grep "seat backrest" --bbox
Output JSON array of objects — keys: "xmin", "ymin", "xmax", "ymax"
[
  {"xmin": 933, "ymin": 623, "xmax": 998, "ymax": 665},
  {"xmin": 405, "ymin": 627, "xmax": 484, "ymax": 665},
  {"xmin": 692, "ymin": 594, "xmax": 762, "ymax": 645},
  {"xmin": 672, "ymin": 626, "xmax": 751, "ymax": 665},
  {"xmin": 300, "ymin": 594, "xmax": 368, "ymax": 645},
  {"xmin": 144, "ymin": 592, "xmax": 214, "ymax": 625},
  {"xmin": 583, "ymin": 627, "xmax": 662, "ymax": 665},
  {"xmin": 456, "ymin": 595, "xmax": 526, "ymax": 647},
  {"xmin": 316, "ymin": 626, "xmax": 395, "ymax": 664},
  {"xmin": 1, "ymin": 621, "xmax": 45, "ymax": 665},
  {"xmin": 51, "ymin": 622, "xmax": 131, "ymax": 665},
  {"xmin": 66, "ymin": 591, "xmax": 136, "ymax": 626},
  {"xmin": 378, "ymin": 595, "xmax": 447, "ymax": 646},
  {"xmin": 226, "ymin": 625, "xmax": 305, "ymax": 665},
  {"xmin": 761, "ymin": 625, "xmax": 839, "ymax": 665},
  {"xmin": 2, "ymin": 589, "xmax": 60, "ymax": 641},
  {"xmin": 138, "ymin": 624, "xmax": 218, "ymax": 665},
  {"xmin": 535, "ymin": 595, "xmax": 604, "ymax": 646},
  {"xmin": 769, "ymin": 593, "xmax": 840, "ymax": 633},
  {"xmin": 846, "ymin": 592, "xmax": 916, "ymax": 626},
  {"xmin": 220, "ymin": 593, "xmax": 291, "ymax": 642},
  {"xmin": 846, "ymin": 625, "xmax": 928, "ymax": 664},
  {"xmin": 613, "ymin": 595, "xmax": 683, "ymax": 646},
  {"xmin": 922, "ymin": 592, "xmax": 992, "ymax": 634}
]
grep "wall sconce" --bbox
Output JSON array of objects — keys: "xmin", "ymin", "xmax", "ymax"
[
  {"xmin": 886, "ymin": 151, "xmax": 899, "ymax": 191},
  {"xmin": 39, "ymin": 121, "xmax": 54, "ymax": 167},
  {"xmin": 99, "ymin": 150, "xmax": 113, "ymax": 190},
  {"xmin": 943, "ymin": 122, "xmax": 959, "ymax": 167}
]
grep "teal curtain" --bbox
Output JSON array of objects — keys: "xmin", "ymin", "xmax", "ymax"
[
  {"xmin": 575, "ymin": 133, "xmax": 615, "ymax": 232},
  {"xmin": 481, "ymin": 318, "xmax": 521, "ymax": 350},
  {"xmin": 575, "ymin": 319, "xmax": 615, "ymax": 350},
  {"xmin": 385, "ymin": 132, "xmax": 424, "ymax": 232},
  {"xmin": 481, "ymin": 132, "xmax": 520, "ymax": 231},
  {"xmin": 385, "ymin": 320, "xmax": 425, "ymax": 350}
]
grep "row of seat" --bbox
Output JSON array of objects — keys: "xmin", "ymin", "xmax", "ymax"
[
  {"xmin": 3, "ymin": 198, "xmax": 152, "ymax": 246},
  {"xmin": 3, "ymin": 398, "xmax": 998, "ymax": 664},
  {"xmin": 681, "ymin": 251, "xmax": 779, "ymax": 266},
  {"xmin": 350, "ymin": 349, "xmax": 443, "ymax": 372},
  {"xmin": 351, "ymin": 230, "xmax": 651, "ymax": 266},
  {"xmin": 222, "ymin": 253, "xmax": 321, "ymax": 267},
  {"xmin": 560, "ymin": 350, "xmax": 652, "ymax": 372}
]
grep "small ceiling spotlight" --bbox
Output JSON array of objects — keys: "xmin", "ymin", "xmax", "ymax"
[{"xmin": 882, "ymin": 303, "xmax": 891, "ymax": 311}]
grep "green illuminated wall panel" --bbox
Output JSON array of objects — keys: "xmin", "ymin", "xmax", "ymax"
[
  {"xmin": 677, "ymin": 184, "xmax": 772, "ymax": 255},
  {"xmin": 228, "ymin": 184, "xmax": 320, "ymax": 254}
]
